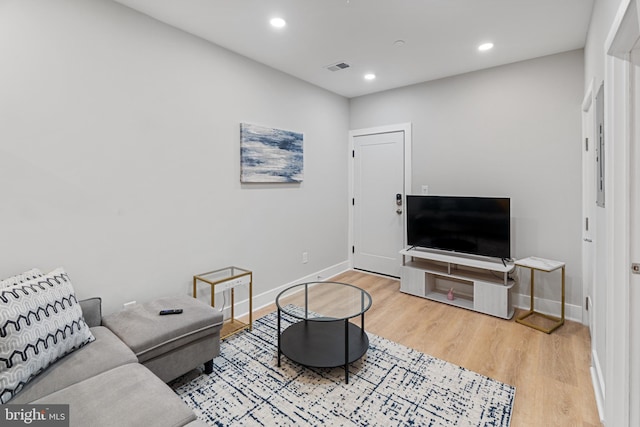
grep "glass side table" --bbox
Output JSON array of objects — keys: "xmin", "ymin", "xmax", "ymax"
[
  {"xmin": 515, "ymin": 257, "xmax": 565, "ymax": 334},
  {"xmin": 193, "ymin": 266, "xmax": 253, "ymax": 339}
]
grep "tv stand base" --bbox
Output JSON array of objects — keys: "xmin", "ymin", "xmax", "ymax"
[{"xmin": 399, "ymin": 248, "xmax": 515, "ymax": 319}]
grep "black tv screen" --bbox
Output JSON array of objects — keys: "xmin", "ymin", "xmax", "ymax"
[{"xmin": 407, "ymin": 195, "xmax": 511, "ymax": 259}]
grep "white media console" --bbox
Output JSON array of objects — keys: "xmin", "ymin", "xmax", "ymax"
[{"xmin": 399, "ymin": 248, "xmax": 516, "ymax": 319}]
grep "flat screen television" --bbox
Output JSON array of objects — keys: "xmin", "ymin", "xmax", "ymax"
[{"xmin": 406, "ymin": 195, "xmax": 511, "ymax": 259}]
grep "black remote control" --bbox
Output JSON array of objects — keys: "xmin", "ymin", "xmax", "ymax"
[{"xmin": 159, "ymin": 309, "xmax": 183, "ymax": 315}]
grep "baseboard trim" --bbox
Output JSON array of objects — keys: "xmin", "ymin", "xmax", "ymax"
[
  {"xmin": 512, "ymin": 292, "xmax": 582, "ymax": 323},
  {"xmin": 216, "ymin": 261, "xmax": 351, "ymax": 320}
]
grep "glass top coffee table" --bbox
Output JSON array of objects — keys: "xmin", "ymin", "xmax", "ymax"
[{"xmin": 276, "ymin": 281, "xmax": 372, "ymax": 383}]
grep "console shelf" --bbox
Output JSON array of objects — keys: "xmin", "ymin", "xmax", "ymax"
[{"xmin": 400, "ymin": 248, "xmax": 516, "ymax": 319}]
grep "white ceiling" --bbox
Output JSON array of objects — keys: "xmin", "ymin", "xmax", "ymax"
[{"xmin": 113, "ymin": 0, "xmax": 595, "ymax": 98}]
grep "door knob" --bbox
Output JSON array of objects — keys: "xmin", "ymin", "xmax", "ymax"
[{"xmin": 396, "ymin": 208, "xmax": 402, "ymax": 214}]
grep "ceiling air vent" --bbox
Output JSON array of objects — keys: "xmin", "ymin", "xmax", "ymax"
[{"xmin": 326, "ymin": 62, "xmax": 350, "ymax": 72}]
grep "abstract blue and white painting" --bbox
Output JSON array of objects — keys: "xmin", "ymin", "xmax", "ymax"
[{"xmin": 240, "ymin": 123, "xmax": 303, "ymax": 183}]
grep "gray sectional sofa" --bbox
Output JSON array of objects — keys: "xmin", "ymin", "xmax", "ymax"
[
  {"xmin": 9, "ymin": 296, "xmax": 222, "ymax": 427},
  {"xmin": 0, "ymin": 265, "xmax": 224, "ymax": 427}
]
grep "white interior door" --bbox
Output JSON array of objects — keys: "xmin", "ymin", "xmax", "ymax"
[
  {"xmin": 583, "ymin": 82, "xmax": 606, "ymax": 419},
  {"xmin": 593, "ymin": 83, "xmax": 607, "ymax": 367},
  {"xmin": 581, "ymin": 82, "xmax": 596, "ymax": 330},
  {"xmin": 603, "ymin": 3, "xmax": 640, "ymax": 423},
  {"xmin": 352, "ymin": 130, "xmax": 405, "ymax": 277}
]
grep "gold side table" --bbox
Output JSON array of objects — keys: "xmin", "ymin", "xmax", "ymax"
[
  {"xmin": 515, "ymin": 257, "xmax": 565, "ymax": 334},
  {"xmin": 193, "ymin": 266, "xmax": 253, "ymax": 339}
]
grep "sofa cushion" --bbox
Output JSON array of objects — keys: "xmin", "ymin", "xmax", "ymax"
[
  {"xmin": 32, "ymin": 363, "xmax": 197, "ymax": 427},
  {"xmin": 10, "ymin": 326, "xmax": 137, "ymax": 404},
  {"xmin": 0, "ymin": 268, "xmax": 43, "ymax": 288},
  {"xmin": 0, "ymin": 268, "xmax": 95, "ymax": 404}
]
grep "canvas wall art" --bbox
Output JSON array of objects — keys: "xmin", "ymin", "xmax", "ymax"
[{"xmin": 240, "ymin": 123, "xmax": 303, "ymax": 183}]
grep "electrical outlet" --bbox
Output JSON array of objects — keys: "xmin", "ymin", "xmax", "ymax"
[
  {"xmin": 421, "ymin": 185, "xmax": 429, "ymax": 195},
  {"xmin": 215, "ymin": 276, "xmax": 250, "ymax": 292},
  {"xmin": 302, "ymin": 252, "xmax": 309, "ymax": 264}
]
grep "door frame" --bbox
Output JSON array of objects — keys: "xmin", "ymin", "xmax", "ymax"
[{"xmin": 348, "ymin": 123, "xmax": 412, "ymax": 271}]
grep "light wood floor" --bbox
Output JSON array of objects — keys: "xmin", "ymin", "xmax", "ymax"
[{"xmin": 247, "ymin": 270, "xmax": 602, "ymax": 427}]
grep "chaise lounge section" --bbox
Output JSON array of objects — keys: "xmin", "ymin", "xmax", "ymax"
[{"xmin": 102, "ymin": 295, "xmax": 221, "ymax": 383}]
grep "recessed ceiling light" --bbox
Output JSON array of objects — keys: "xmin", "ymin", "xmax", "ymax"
[
  {"xmin": 270, "ymin": 17, "xmax": 286, "ymax": 28},
  {"xmin": 393, "ymin": 40, "xmax": 406, "ymax": 47},
  {"xmin": 364, "ymin": 73, "xmax": 376, "ymax": 81},
  {"xmin": 478, "ymin": 42, "xmax": 494, "ymax": 52}
]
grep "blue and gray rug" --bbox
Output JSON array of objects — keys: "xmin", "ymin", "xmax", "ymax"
[{"xmin": 173, "ymin": 311, "xmax": 515, "ymax": 426}]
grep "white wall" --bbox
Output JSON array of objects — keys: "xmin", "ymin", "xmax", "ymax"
[
  {"xmin": 0, "ymin": 0, "xmax": 350, "ymax": 314},
  {"xmin": 350, "ymin": 50, "xmax": 585, "ymax": 314}
]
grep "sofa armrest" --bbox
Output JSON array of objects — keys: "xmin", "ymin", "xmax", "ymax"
[{"xmin": 79, "ymin": 297, "xmax": 102, "ymax": 327}]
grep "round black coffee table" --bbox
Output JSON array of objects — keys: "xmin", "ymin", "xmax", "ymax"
[{"xmin": 276, "ymin": 281, "xmax": 372, "ymax": 383}]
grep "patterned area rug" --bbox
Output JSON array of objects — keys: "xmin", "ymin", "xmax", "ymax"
[{"xmin": 172, "ymin": 311, "xmax": 515, "ymax": 426}]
